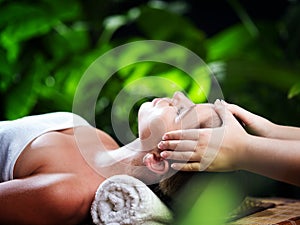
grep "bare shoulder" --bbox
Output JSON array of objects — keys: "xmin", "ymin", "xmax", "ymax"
[
  {"xmin": 62, "ymin": 126, "xmax": 119, "ymax": 150},
  {"xmin": 14, "ymin": 127, "xmax": 118, "ymax": 178},
  {"xmin": 14, "ymin": 130, "xmax": 86, "ymax": 178}
]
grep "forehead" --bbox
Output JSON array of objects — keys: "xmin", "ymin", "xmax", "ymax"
[{"xmin": 138, "ymin": 101, "xmax": 176, "ymax": 120}]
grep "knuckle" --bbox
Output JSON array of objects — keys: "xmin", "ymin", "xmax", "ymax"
[
  {"xmin": 175, "ymin": 131, "xmax": 183, "ymax": 139},
  {"xmin": 176, "ymin": 140, "xmax": 185, "ymax": 149},
  {"xmin": 179, "ymin": 153, "xmax": 187, "ymax": 161},
  {"xmin": 163, "ymin": 141, "xmax": 170, "ymax": 149},
  {"xmin": 187, "ymin": 163, "xmax": 195, "ymax": 171},
  {"xmin": 173, "ymin": 152, "xmax": 182, "ymax": 160},
  {"xmin": 165, "ymin": 141, "xmax": 177, "ymax": 150},
  {"xmin": 199, "ymin": 131, "xmax": 210, "ymax": 141},
  {"xmin": 181, "ymin": 131, "xmax": 189, "ymax": 139},
  {"xmin": 173, "ymin": 142, "xmax": 181, "ymax": 151}
]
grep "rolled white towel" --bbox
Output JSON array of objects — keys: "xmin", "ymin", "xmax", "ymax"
[{"xmin": 91, "ymin": 175, "xmax": 173, "ymax": 225}]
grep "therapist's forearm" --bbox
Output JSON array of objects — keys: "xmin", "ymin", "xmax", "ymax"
[
  {"xmin": 267, "ymin": 123, "xmax": 300, "ymax": 140},
  {"xmin": 241, "ymin": 135, "xmax": 300, "ymax": 186}
]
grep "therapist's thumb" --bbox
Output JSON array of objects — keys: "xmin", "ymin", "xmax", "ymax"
[{"xmin": 214, "ymin": 99, "xmax": 236, "ymax": 125}]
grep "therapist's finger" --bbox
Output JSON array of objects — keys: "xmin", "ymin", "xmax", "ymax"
[
  {"xmin": 214, "ymin": 99, "xmax": 237, "ymax": 125},
  {"xmin": 171, "ymin": 162, "xmax": 201, "ymax": 171},
  {"xmin": 163, "ymin": 129, "xmax": 207, "ymax": 141},
  {"xmin": 160, "ymin": 151, "xmax": 197, "ymax": 161},
  {"xmin": 158, "ymin": 140, "xmax": 196, "ymax": 151}
]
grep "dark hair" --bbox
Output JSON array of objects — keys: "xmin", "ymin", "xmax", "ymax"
[{"xmin": 159, "ymin": 171, "xmax": 196, "ymax": 196}]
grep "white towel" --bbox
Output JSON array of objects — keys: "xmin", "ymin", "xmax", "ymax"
[{"xmin": 91, "ymin": 175, "xmax": 173, "ymax": 225}]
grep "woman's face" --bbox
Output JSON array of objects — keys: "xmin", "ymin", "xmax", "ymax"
[{"xmin": 138, "ymin": 92, "xmax": 195, "ymax": 145}]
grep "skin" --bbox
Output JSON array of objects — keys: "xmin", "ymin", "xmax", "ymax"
[
  {"xmin": 159, "ymin": 99, "xmax": 300, "ymax": 187},
  {"xmin": 137, "ymin": 92, "xmax": 221, "ymax": 176},
  {"xmin": 0, "ymin": 128, "xmax": 117, "ymax": 225},
  {"xmin": 0, "ymin": 91, "xmax": 219, "ymax": 225}
]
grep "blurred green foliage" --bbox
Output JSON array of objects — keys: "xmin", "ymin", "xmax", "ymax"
[
  {"xmin": 175, "ymin": 175, "xmax": 243, "ymax": 225},
  {"xmin": 0, "ymin": 0, "xmax": 211, "ymax": 135},
  {"xmin": 205, "ymin": 0, "xmax": 300, "ymax": 126},
  {"xmin": 1, "ymin": 0, "xmax": 300, "ymax": 223},
  {"xmin": 1, "ymin": 0, "xmax": 300, "ymax": 125},
  {"xmin": 1, "ymin": 0, "xmax": 299, "ymax": 126}
]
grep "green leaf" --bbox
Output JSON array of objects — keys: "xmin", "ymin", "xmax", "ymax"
[
  {"xmin": 188, "ymin": 65, "xmax": 212, "ymax": 103},
  {"xmin": 136, "ymin": 6, "xmax": 206, "ymax": 56},
  {"xmin": 4, "ymin": 54, "xmax": 50, "ymax": 119},
  {"xmin": 227, "ymin": 0, "xmax": 259, "ymax": 38},
  {"xmin": 120, "ymin": 62, "xmax": 154, "ymax": 81},
  {"xmin": 0, "ymin": 3, "xmax": 45, "ymax": 28},
  {"xmin": 288, "ymin": 82, "xmax": 300, "ymax": 99},
  {"xmin": 281, "ymin": 3, "xmax": 300, "ymax": 60},
  {"xmin": 0, "ymin": 1, "xmax": 81, "ymax": 62},
  {"xmin": 158, "ymin": 69, "xmax": 191, "ymax": 90},
  {"xmin": 43, "ymin": 23, "xmax": 90, "ymax": 60},
  {"xmin": 4, "ymin": 75, "xmax": 38, "ymax": 119},
  {"xmin": 0, "ymin": 48, "xmax": 14, "ymax": 91},
  {"xmin": 1, "ymin": 16, "xmax": 58, "ymax": 45},
  {"xmin": 41, "ymin": 0, "xmax": 81, "ymax": 22},
  {"xmin": 225, "ymin": 59, "xmax": 299, "ymax": 92},
  {"xmin": 137, "ymin": 6, "xmax": 203, "ymax": 40},
  {"xmin": 206, "ymin": 24, "xmax": 252, "ymax": 61},
  {"xmin": 0, "ymin": 16, "xmax": 59, "ymax": 62},
  {"xmin": 179, "ymin": 177, "xmax": 241, "ymax": 225}
]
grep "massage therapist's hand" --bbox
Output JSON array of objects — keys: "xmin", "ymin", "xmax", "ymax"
[
  {"xmin": 227, "ymin": 103, "xmax": 300, "ymax": 140},
  {"xmin": 158, "ymin": 100, "xmax": 250, "ymax": 172},
  {"xmin": 224, "ymin": 102, "xmax": 275, "ymax": 138}
]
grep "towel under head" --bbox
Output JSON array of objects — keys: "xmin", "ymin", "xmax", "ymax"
[{"xmin": 91, "ymin": 174, "xmax": 173, "ymax": 225}]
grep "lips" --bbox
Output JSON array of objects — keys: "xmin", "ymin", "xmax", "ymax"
[{"xmin": 152, "ymin": 98, "xmax": 172, "ymax": 106}]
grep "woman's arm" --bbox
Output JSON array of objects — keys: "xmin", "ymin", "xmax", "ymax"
[{"xmin": 0, "ymin": 173, "xmax": 87, "ymax": 225}]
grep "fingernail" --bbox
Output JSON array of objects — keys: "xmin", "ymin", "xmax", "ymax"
[
  {"xmin": 221, "ymin": 99, "xmax": 226, "ymax": 105},
  {"xmin": 162, "ymin": 134, "xmax": 168, "ymax": 140},
  {"xmin": 214, "ymin": 99, "xmax": 221, "ymax": 105},
  {"xmin": 160, "ymin": 151, "xmax": 168, "ymax": 158},
  {"xmin": 171, "ymin": 164, "xmax": 178, "ymax": 170},
  {"xmin": 157, "ymin": 142, "xmax": 164, "ymax": 149},
  {"xmin": 158, "ymin": 141, "xmax": 168, "ymax": 149}
]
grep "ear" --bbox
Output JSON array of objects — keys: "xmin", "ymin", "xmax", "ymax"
[{"xmin": 143, "ymin": 153, "xmax": 169, "ymax": 175}]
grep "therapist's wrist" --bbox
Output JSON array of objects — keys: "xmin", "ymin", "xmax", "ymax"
[
  {"xmin": 196, "ymin": 104, "xmax": 222, "ymax": 128},
  {"xmin": 236, "ymin": 134, "xmax": 258, "ymax": 171}
]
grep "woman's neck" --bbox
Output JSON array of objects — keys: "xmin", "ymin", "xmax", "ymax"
[{"xmin": 92, "ymin": 138, "xmax": 152, "ymax": 179}]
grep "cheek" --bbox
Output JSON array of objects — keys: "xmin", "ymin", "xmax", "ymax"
[
  {"xmin": 138, "ymin": 105, "xmax": 178, "ymax": 140},
  {"xmin": 139, "ymin": 116, "xmax": 166, "ymax": 140},
  {"xmin": 138, "ymin": 103, "xmax": 151, "ymax": 137},
  {"xmin": 143, "ymin": 115, "xmax": 179, "ymax": 141},
  {"xmin": 150, "ymin": 117, "xmax": 168, "ymax": 134},
  {"xmin": 138, "ymin": 118, "xmax": 164, "ymax": 141},
  {"xmin": 139, "ymin": 123, "xmax": 151, "ymax": 139}
]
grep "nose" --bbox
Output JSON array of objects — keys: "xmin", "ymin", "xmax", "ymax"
[{"xmin": 172, "ymin": 91, "xmax": 194, "ymax": 107}]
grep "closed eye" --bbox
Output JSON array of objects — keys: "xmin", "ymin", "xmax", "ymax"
[
  {"xmin": 176, "ymin": 104, "xmax": 197, "ymax": 121},
  {"xmin": 177, "ymin": 106, "xmax": 185, "ymax": 115}
]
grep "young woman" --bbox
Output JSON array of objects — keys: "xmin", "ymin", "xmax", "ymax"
[{"xmin": 0, "ymin": 92, "xmax": 221, "ymax": 225}]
